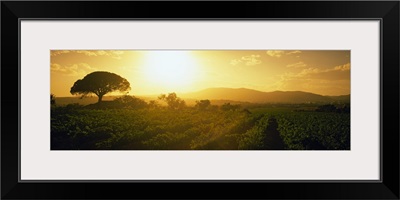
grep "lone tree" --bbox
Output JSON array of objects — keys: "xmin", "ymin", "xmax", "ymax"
[
  {"xmin": 158, "ymin": 92, "xmax": 186, "ymax": 110},
  {"xmin": 195, "ymin": 99, "xmax": 211, "ymax": 110},
  {"xmin": 70, "ymin": 71, "xmax": 130, "ymax": 103}
]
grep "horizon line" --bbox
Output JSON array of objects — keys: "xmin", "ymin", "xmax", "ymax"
[{"xmin": 53, "ymin": 87, "xmax": 350, "ymax": 98}]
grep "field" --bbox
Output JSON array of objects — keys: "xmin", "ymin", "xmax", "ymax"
[
  {"xmin": 50, "ymin": 50, "xmax": 351, "ymax": 150},
  {"xmin": 51, "ymin": 99, "xmax": 350, "ymax": 150}
]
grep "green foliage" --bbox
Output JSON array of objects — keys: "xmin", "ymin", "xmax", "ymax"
[
  {"xmin": 82, "ymin": 96, "xmax": 148, "ymax": 110},
  {"xmin": 51, "ymin": 93, "xmax": 56, "ymax": 105},
  {"xmin": 195, "ymin": 99, "xmax": 211, "ymax": 110},
  {"xmin": 221, "ymin": 103, "xmax": 241, "ymax": 111},
  {"xmin": 148, "ymin": 100, "xmax": 160, "ymax": 109},
  {"xmin": 315, "ymin": 104, "xmax": 337, "ymax": 112},
  {"xmin": 315, "ymin": 104, "xmax": 350, "ymax": 113},
  {"xmin": 158, "ymin": 93, "xmax": 186, "ymax": 110},
  {"xmin": 113, "ymin": 95, "xmax": 148, "ymax": 109},
  {"xmin": 238, "ymin": 115, "xmax": 270, "ymax": 150},
  {"xmin": 51, "ymin": 103, "xmax": 350, "ymax": 150},
  {"xmin": 51, "ymin": 106, "xmax": 252, "ymax": 150},
  {"xmin": 276, "ymin": 112, "xmax": 350, "ymax": 150},
  {"xmin": 70, "ymin": 71, "xmax": 130, "ymax": 103}
]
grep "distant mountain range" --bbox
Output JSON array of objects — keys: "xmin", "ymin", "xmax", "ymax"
[
  {"xmin": 180, "ymin": 87, "xmax": 350, "ymax": 104},
  {"xmin": 55, "ymin": 87, "xmax": 350, "ymax": 105}
]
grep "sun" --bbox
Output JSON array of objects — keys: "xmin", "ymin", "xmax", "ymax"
[{"xmin": 142, "ymin": 51, "xmax": 198, "ymax": 92}]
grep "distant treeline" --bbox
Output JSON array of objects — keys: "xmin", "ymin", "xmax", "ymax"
[
  {"xmin": 51, "ymin": 93, "xmax": 350, "ymax": 113},
  {"xmin": 52, "ymin": 93, "xmax": 247, "ymax": 112}
]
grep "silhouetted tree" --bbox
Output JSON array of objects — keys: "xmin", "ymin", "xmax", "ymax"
[
  {"xmin": 316, "ymin": 104, "xmax": 337, "ymax": 113},
  {"xmin": 148, "ymin": 100, "xmax": 160, "ymax": 109},
  {"xmin": 195, "ymin": 99, "xmax": 211, "ymax": 110},
  {"xmin": 336, "ymin": 104, "xmax": 350, "ymax": 113},
  {"xmin": 70, "ymin": 71, "xmax": 130, "ymax": 103},
  {"xmin": 158, "ymin": 93, "xmax": 186, "ymax": 110},
  {"xmin": 221, "ymin": 103, "xmax": 241, "ymax": 111},
  {"xmin": 113, "ymin": 95, "xmax": 147, "ymax": 109},
  {"xmin": 242, "ymin": 108, "xmax": 252, "ymax": 114},
  {"xmin": 50, "ymin": 93, "xmax": 56, "ymax": 105}
]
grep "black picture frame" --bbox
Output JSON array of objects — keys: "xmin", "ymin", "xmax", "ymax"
[{"xmin": 1, "ymin": 1, "xmax": 399, "ymax": 199}]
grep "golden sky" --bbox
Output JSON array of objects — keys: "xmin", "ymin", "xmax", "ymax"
[{"xmin": 51, "ymin": 50, "xmax": 350, "ymax": 97}]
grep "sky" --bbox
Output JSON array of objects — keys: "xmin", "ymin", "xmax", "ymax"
[{"xmin": 51, "ymin": 50, "xmax": 350, "ymax": 97}]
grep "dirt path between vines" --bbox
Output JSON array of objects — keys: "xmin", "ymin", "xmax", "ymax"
[{"xmin": 264, "ymin": 117, "xmax": 285, "ymax": 150}]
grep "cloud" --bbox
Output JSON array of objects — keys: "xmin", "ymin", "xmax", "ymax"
[
  {"xmin": 266, "ymin": 50, "xmax": 302, "ymax": 58},
  {"xmin": 75, "ymin": 50, "xmax": 124, "ymax": 59},
  {"xmin": 230, "ymin": 54, "xmax": 262, "ymax": 66},
  {"xmin": 334, "ymin": 63, "xmax": 351, "ymax": 71},
  {"xmin": 275, "ymin": 63, "xmax": 350, "ymax": 95},
  {"xmin": 266, "ymin": 50, "xmax": 285, "ymax": 58},
  {"xmin": 242, "ymin": 55, "xmax": 262, "ymax": 66},
  {"xmin": 230, "ymin": 59, "xmax": 242, "ymax": 66},
  {"xmin": 286, "ymin": 61, "xmax": 307, "ymax": 68},
  {"xmin": 51, "ymin": 63, "xmax": 97, "ymax": 76},
  {"xmin": 50, "ymin": 50, "xmax": 125, "ymax": 59},
  {"xmin": 300, "ymin": 63, "xmax": 350, "ymax": 80},
  {"xmin": 286, "ymin": 50, "xmax": 302, "ymax": 55},
  {"xmin": 50, "ymin": 50, "xmax": 71, "ymax": 56}
]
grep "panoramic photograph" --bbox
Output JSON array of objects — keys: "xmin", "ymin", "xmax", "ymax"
[{"xmin": 51, "ymin": 50, "xmax": 350, "ymax": 150}]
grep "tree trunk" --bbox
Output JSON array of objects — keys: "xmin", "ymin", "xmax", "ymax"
[{"xmin": 98, "ymin": 95, "xmax": 103, "ymax": 103}]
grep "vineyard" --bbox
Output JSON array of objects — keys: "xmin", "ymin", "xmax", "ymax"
[
  {"xmin": 276, "ymin": 112, "xmax": 350, "ymax": 150},
  {"xmin": 51, "ymin": 104, "xmax": 350, "ymax": 150}
]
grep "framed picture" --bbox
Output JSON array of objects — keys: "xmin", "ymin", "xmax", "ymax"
[{"xmin": 2, "ymin": 1, "xmax": 399, "ymax": 199}]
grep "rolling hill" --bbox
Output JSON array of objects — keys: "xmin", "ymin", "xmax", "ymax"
[
  {"xmin": 180, "ymin": 87, "xmax": 350, "ymax": 104},
  {"xmin": 54, "ymin": 88, "xmax": 350, "ymax": 105}
]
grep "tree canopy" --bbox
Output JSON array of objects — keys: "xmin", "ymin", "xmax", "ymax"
[
  {"xmin": 70, "ymin": 71, "xmax": 130, "ymax": 103},
  {"xmin": 158, "ymin": 93, "xmax": 186, "ymax": 110},
  {"xmin": 195, "ymin": 99, "xmax": 211, "ymax": 110},
  {"xmin": 113, "ymin": 95, "xmax": 148, "ymax": 109},
  {"xmin": 221, "ymin": 103, "xmax": 241, "ymax": 111}
]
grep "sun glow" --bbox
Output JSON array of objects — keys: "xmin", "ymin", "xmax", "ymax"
[{"xmin": 142, "ymin": 51, "xmax": 199, "ymax": 92}]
